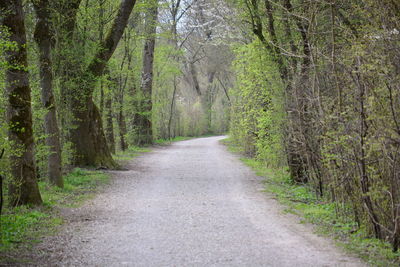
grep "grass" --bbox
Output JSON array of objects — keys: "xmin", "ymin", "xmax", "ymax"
[
  {"xmin": 0, "ymin": 168, "xmax": 110, "ymax": 261},
  {"xmin": 154, "ymin": 136, "xmax": 193, "ymax": 145},
  {"xmin": 113, "ymin": 146, "xmax": 151, "ymax": 162},
  {"xmin": 154, "ymin": 134, "xmax": 221, "ymax": 145},
  {"xmin": 222, "ymin": 137, "xmax": 400, "ymax": 266}
]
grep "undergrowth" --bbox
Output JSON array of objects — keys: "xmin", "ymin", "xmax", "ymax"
[
  {"xmin": 0, "ymin": 168, "xmax": 109, "ymax": 260},
  {"xmin": 221, "ymin": 137, "xmax": 400, "ymax": 266}
]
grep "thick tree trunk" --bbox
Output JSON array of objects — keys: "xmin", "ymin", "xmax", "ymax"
[
  {"xmin": 54, "ymin": 0, "xmax": 82, "ymax": 145},
  {"xmin": 33, "ymin": 0, "xmax": 63, "ymax": 188},
  {"xmin": 1, "ymin": 0, "xmax": 42, "ymax": 206},
  {"xmin": 136, "ymin": 1, "xmax": 158, "ymax": 145},
  {"xmin": 70, "ymin": 96, "xmax": 117, "ymax": 168}
]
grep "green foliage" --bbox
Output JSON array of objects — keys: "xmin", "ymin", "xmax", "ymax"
[{"xmin": 230, "ymin": 40, "xmax": 285, "ymax": 166}]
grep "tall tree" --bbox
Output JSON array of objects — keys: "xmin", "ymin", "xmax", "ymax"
[
  {"xmin": 135, "ymin": 0, "xmax": 158, "ymax": 145},
  {"xmin": 33, "ymin": 0, "xmax": 63, "ymax": 188},
  {"xmin": 0, "ymin": 0, "xmax": 42, "ymax": 206},
  {"xmin": 68, "ymin": 0, "xmax": 136, "ymax": 167}
]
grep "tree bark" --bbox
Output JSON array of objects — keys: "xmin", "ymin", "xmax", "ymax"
[
  {"xmin": 355, "ymin": 59, "xmax": 382, "ymax": 239},
  {"xmin": 105, "ymin": 93, "xmax": 116, "ymax": 154},
  {"xmin": 33, "ymin": 0, "xmax": 63, "ymax": 188},
  {"xmin": 118, "ymin": 108, "xmax": 128, "ymax": 151},
  {"xmin": 167, "ymin": 1, "xmax": 181, "ymax": 139},
  {"xmin": 54, "ymin": 0, "xmax": 82, "ymax": 144},
  {"xmin": 136, "ymin": 0, "xmax": 158, "ymax": 145},
  {"xmin": 168, "ymin": 77, "xmax": 178, "ymax": 139},
  {"xmin": 1, "ymin": 0, "xmax": 42, "ymax": 206}
]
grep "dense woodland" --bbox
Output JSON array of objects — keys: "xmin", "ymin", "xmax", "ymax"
[{"xmin": 0, "ymin": 0, "xmax": 400, "ymax": 255}]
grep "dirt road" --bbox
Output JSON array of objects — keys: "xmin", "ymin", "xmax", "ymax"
[{"xmin": 36, "ymin": 136, "xmax": 364, "ymax": 266}]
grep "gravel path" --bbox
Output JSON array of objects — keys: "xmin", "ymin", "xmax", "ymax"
[{"xmin": 35, "ymin": 136, "xmax": 365, "ymax": 266}]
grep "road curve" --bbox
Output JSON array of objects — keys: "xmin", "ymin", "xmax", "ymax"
[{"xmin": 37, "ymin": 136, "xmax": 364, "ymax": 266}]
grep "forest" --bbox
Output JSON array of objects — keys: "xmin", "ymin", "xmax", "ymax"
[{"xmin": 0, "ymin": 0, "xmax": 399, "ymax": 264}]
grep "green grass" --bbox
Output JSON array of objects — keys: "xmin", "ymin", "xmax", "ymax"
[
  {"xmin": 0, "ymin": 168, "xmax": 110, "ymax": 258},
  {"xmin": 222, "ymin": 137, "xmax": 400, "ymax": 266},
  {"xmin": 154, "ymin": 136, "xmax": 193, "ymax": 145},
  {"xmin": 155, "ymin": 134, "xmax": 221, "ymax": 146},
  {"xmin": 113, "ymin": 146, "xmax": 151, "ymax": 162}
]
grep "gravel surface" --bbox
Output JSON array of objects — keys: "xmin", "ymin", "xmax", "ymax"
[{"xmin": 32, "ymin": 136, "xmax": 365, "ymax": 266}]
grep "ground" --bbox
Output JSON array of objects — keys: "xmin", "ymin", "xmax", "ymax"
[{"xmin": 31, "ymin": 136, "xmax": 364, "ymax": 266}]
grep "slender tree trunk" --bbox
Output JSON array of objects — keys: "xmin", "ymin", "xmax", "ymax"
[
  {"xmin": 105, "ymin": 93, "xmax": 116, "ymax": 154},
  {"xmin": 167, "ymin": 3, "xmax": 180, "ymax": 139},
  {"xmin": 118, "ymin": 108, "xmax": 128, "ymax": 151},
  {"xmin": 33, "ymin": 0, "xmax": 63, "ymax": 188},
  {"xmin": 1, "ymin": 0, "xmax": 42, "ymax": 206},
  {"xmin": 0, "ymin": 149, "xmax": 4, "ymax": 215},
  {"xmin": 168, "ymin": 76, "xmax": 178, "ymax": 139},
  {"xmin": 355, "ymin": 59, "xmax": 382, "ymax": 239},
  {"xmin": 136, "ymin": 0, "xmax": 158, "ymax": 145}
]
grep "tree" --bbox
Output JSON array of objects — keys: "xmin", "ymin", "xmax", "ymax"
[
  {"xmin": 1, "ymin": 0, "xmax": 43, "ymax": 206},
  {"xmin": 33, "ymin": 0, "xmax": 63, "ymax": 188},
  {"xmin": 67, "ymin": 0, "xmax": 137, "ymax": 167},
  {"xmin": 134, "ymin": 0, "xmax": 158, "ymax": 145}
]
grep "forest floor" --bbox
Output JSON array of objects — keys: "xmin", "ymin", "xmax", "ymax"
[{"xmin": 18, "ymin": 136, "xmax": 364, "ymax": 266}]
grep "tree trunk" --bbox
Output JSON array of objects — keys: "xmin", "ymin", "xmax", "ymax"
[
  {"xmin": 355, "ymin": 59, "xmax": 382, "ymax": 239},
  {"xmin": 33, "ymin": 0, "xmax": 63, "ymax": 188},
  {"xmin": 136, "ymin": 0, "xmax": 158, "ymax": 145},
  {"xmin": 105, "ymin": 94, "xmax": 116, "ymax": 154},
  {"xmin": 70, "ymin": 96, "xmax": 117, "ymax": 168},
  {"xmin": 53, "ymin": 0, "xmax": 82, "ymax": 146},
  {"xmin": 168, "ymin": 76, "xmax": 178, "ymax": 139},
  {"xmin": 118, "ymin": 108, "xmax": 128, "ymax": 151},
  {"xmin": 1, "ymin": 0, "xmax": 42, "ymax": 206}
]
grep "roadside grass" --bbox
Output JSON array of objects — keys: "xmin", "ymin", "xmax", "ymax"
[
  {"xmin": 113, "ymin": 146, "xmax": 151, "ymax": 162},
  {"xmin": 154, "ymin": 136, "xmax": 193, "ymax": 145},
  {"xmin": 154, "ymin": 134, "xmax": 221, "ymax": 146},
  {"xmin": 221, "ymin": 137, "xmax": 400, "ymax": 266},
  {"xmin": 0, "ymin": 168, "xmax": 110, "ymax": 262}
]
